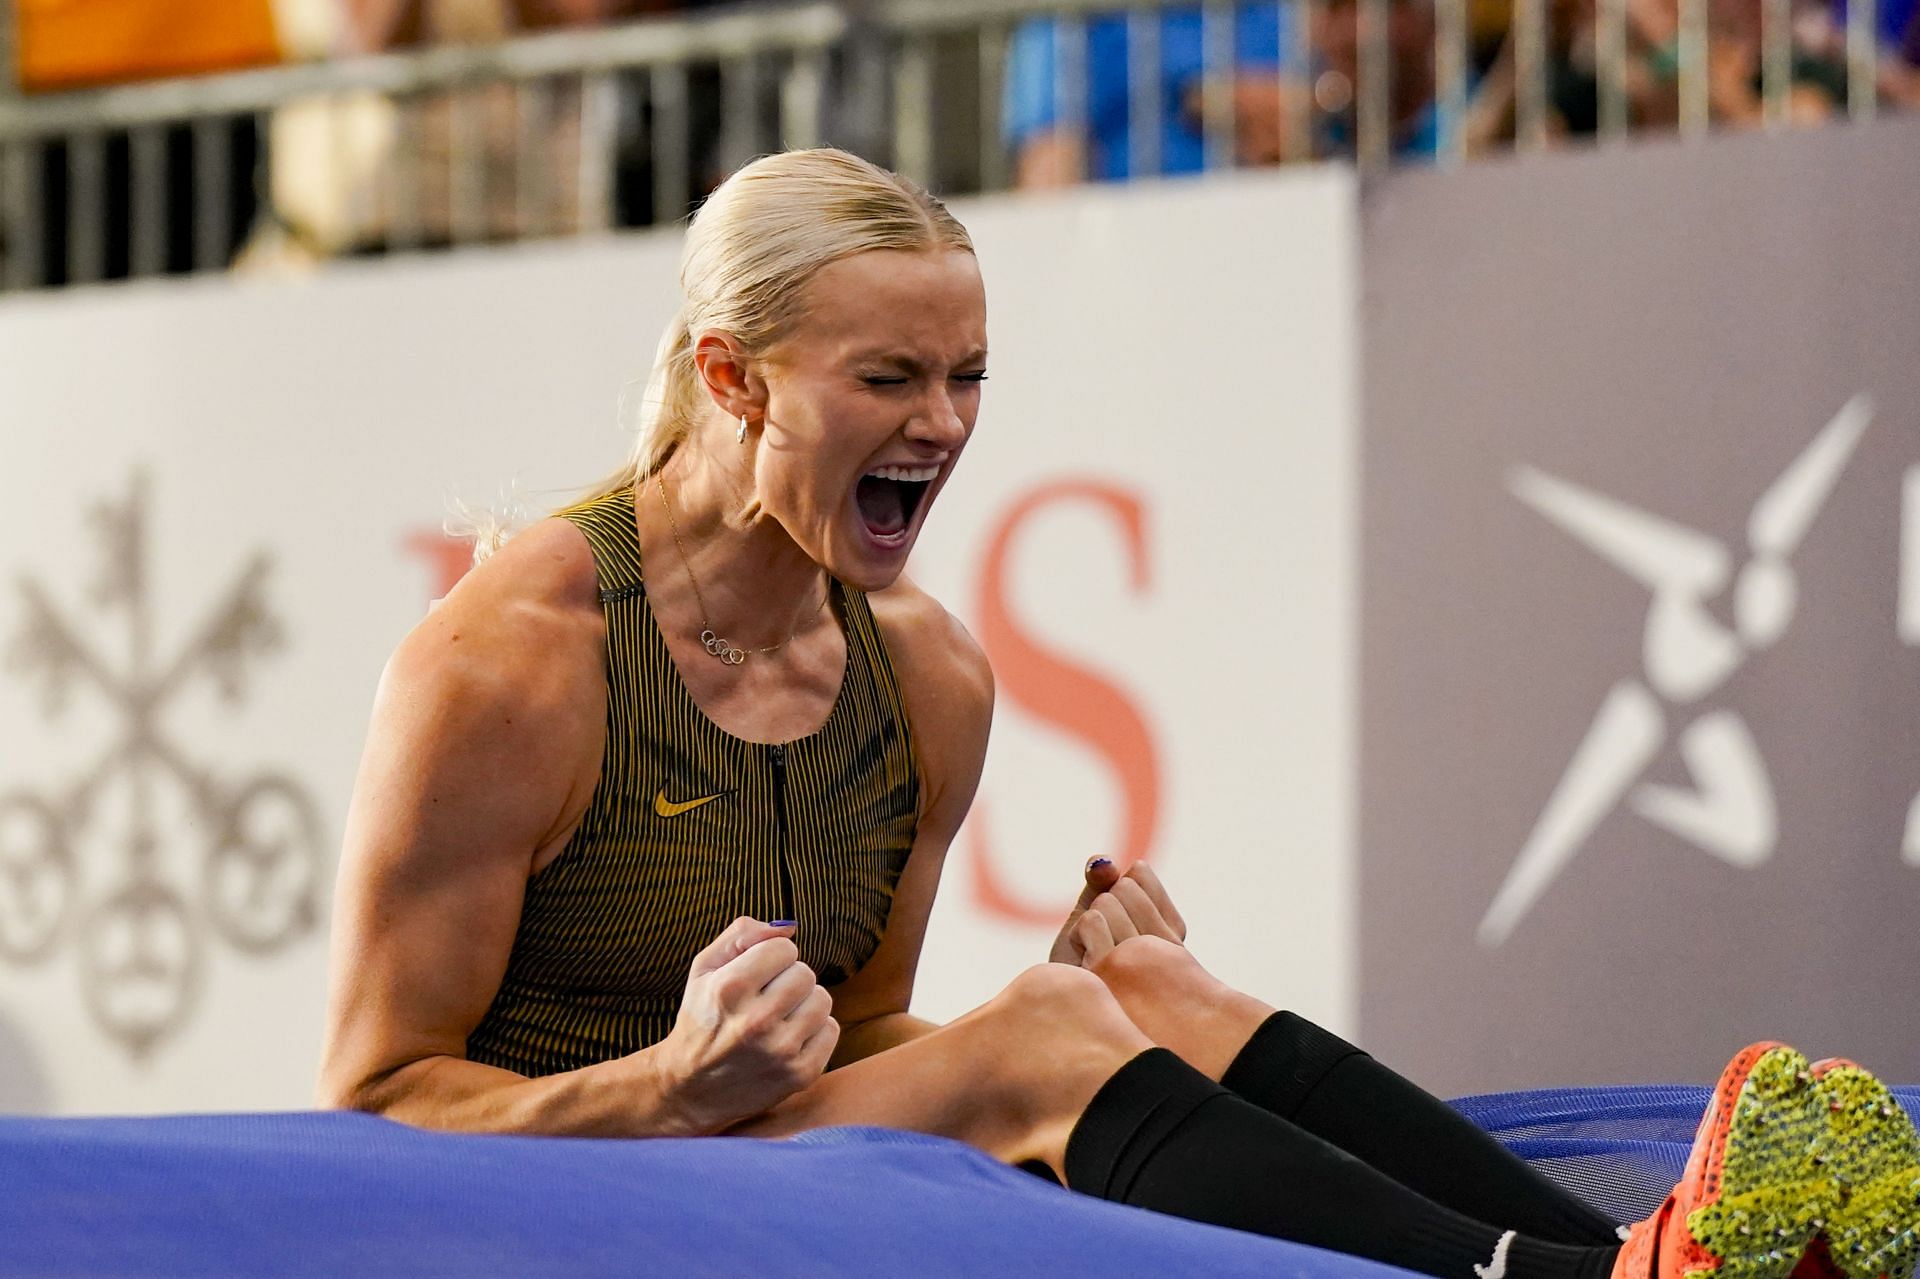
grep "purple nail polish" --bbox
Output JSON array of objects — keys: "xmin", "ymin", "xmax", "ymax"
[
  {"xmin": 1087, "ymin": 858, "xmax": 1113, "ymax": 871},
  {"xmin": 770, "ymin": 920, "xmax": 797, "ymax": 928}
]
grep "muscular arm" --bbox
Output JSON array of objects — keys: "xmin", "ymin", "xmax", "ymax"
[
  {"xmin": 824, "ymin": 581, "xmax": 994, "ymax": 1068},
  {"xmin": 318, "ymin": 522, "xmax": 694, "ymax": 1136}
]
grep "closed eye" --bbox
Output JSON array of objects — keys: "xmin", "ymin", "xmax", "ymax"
[{"xmin": 861, "ymin": 372, "xmax": 987, "ymax": 388}]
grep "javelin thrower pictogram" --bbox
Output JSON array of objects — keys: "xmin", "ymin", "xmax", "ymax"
[
  {"xmin": 0, "ymin": 472, "xmax": 322, "ymax": 1058},
  {"xmin": 1479, "ymin": 395, "xmax": 1873, "ymax": 946}
]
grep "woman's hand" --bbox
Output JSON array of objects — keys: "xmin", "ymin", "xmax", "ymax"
[
  {"xmin": 1049, "ymin": 859, "xmax": 1188, "ymax": 966},
  {"xmin": 650, "ymin": 916, "xmax": 840, "ymax": 1134}
]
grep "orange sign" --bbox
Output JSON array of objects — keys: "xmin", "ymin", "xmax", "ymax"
[{"xmin": 965, "ymin": 480, "xmax": 1163, "ymax": 925}]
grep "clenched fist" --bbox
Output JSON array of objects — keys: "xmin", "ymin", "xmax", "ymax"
[{"xmin": 651, "ymin": 916, "xmax": 839, "ymax": 1134}]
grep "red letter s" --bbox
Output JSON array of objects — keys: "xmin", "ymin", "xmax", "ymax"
[{"xmin": 965, "ymin": 481, "xmax": 1162, "ymax": 925}]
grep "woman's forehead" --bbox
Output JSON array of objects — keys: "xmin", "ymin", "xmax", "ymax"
[{"xmin": 794, "ymin": 249, "xmax": 987, "ymax": 353}]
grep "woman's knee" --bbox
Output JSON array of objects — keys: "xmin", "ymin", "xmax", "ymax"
[
  {"xmin": 992, "ymin": 963, "xmax": 1138, "ymax": 1043},
  {"xmin": 999, "ymin": 960, "xmax": 1111, "ymax": 1010}
]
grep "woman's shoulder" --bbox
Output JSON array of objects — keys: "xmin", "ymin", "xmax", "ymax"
[
  {"xmin": 382, "ymin": 517, "xmax": 606, "ymax": 738},
  {"xmin": 471, "ymin": 515, "xmax": 606, "ymax": 616},
  {"xmin": 867, "ymin": 578, "xmax": 993, "ymax": 820},
  {"xmin": 866, "ymin": 576, "xmax": 992, "ymax": 718}
]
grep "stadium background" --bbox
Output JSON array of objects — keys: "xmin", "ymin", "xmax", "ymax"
[{"xmin": 0, "ymin": 0, "xmax": 1915, "ymax": 1119}]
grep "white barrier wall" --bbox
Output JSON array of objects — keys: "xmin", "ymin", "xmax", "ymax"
[{"xmin": 0, "ymin": 167, "xmax": 1361, "ymax": 1114}]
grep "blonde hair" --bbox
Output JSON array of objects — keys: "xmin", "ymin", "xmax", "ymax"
[{"xmin": 597, "ymin": 148, "xmax": 972, "ymax": 492}]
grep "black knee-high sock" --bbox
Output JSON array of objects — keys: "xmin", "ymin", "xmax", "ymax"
[
  {"xmin": 1218, "ymin": 1013, "xmax": 1623, "ymax": 1246},
  {"xmin": 1065, "ymin": 1049, "xmax": 1619, "ymax": 1279}
]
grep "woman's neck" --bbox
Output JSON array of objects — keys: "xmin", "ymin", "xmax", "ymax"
[{"xmin": 646, "ymin": 432, "xmax": 830, "ymax": 653}]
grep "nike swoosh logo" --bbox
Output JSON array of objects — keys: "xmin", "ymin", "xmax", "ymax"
[{"xmin": 653, "ymin": 788, "xmax": 729, "ymax": 818}]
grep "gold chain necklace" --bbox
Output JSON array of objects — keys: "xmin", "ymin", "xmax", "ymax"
[{"xmin": 654, "ymin": 474, "xmax": 828, "ymax": 667}]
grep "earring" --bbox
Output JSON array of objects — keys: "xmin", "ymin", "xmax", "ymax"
[{"xmin": 737, "ymin": 414, "xmax": 749, "ymax": 445}]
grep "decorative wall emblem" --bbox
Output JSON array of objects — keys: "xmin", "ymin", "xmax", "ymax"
[
  {"xmin": 1479, "ymin": 396, "xmax": 1872, "ymax": 945},
  {"xmin": 1, "ymin": 473, "xmax": 322, "ymax": 1059}
]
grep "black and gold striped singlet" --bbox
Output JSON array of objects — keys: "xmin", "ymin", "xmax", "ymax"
[{"xmin": 466, "ymin": 488, "xmax": 920, "ymax": 1077}]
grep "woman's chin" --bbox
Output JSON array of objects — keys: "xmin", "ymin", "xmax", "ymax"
[{"xmin": 827, "ymin": 519, "xmax": 916, "ymax": 592}]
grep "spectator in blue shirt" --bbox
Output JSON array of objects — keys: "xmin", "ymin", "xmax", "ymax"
[{"xmin": 1003, "ymin": 0, "xmax": 1447, "ymax": 185}]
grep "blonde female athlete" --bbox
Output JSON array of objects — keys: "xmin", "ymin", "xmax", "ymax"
[{"xmin": 318, "ymin": 148, "xmax": 1920, "ymax": 1279}]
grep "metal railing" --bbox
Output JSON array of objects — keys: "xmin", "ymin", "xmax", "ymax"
[{"xmin": 0, "ymin": 0, "xmax": 1905, "ymax": 293}]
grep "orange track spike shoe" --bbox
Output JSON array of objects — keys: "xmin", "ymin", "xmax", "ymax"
[
  {"xmin": 1613, "ymin": 1044, "xmax": 1835, "ymax": 1279},
  {"xmin": 1807, "ymin": 1058, "xmax": 1920, "ymax": 1279}
]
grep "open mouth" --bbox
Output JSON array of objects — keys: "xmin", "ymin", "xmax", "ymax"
[{"xmin": 855, "ymin": 464, "xmax": 938, "ymax": 543}]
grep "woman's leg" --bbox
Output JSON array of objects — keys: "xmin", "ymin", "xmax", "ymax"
[
  {"xmin": 1087, "ymin": 936, "xmax": 1625, "ymax": 1245},
  {"xmin": 734, "ymin": 963, "xmax": 1150, "ymax": 1174},
  {"xmin": 737, "ymin": 964, "xmax": 1619, "ymax": 1279}
]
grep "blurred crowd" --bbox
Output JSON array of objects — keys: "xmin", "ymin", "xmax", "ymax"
[
  {"xmin": 1005, "ymin": 0, "xmax": 1920, "ymax": 178},
  {"xmin": 11, "ymin": 1, "xmax": 741, "ymax": 281},
  {"xmin": 6, "ymin": 0, "xmax": 1918, "ymax": 284}
]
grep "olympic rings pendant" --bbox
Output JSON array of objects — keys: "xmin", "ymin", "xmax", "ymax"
[{"xmin": 701, "ymin": 629, "xmax": 749, "ymax": 666}]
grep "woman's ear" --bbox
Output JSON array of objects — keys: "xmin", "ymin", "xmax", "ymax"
[{"xmin": 690, "ymin": 331, "xmax": 767, "ymax": 422}]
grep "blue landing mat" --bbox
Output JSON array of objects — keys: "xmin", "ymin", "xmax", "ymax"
[{"xmin": 3, "ymin": 1085, "xmax": 1916, "ymax": 1278}]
